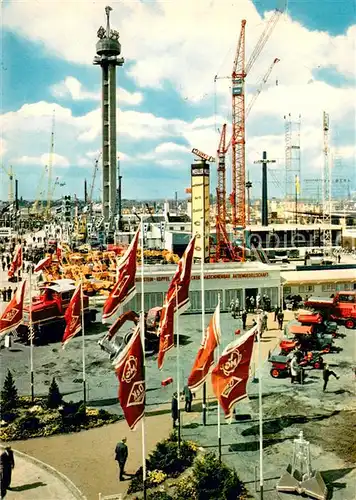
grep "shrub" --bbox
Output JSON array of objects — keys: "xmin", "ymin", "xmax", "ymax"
[
  {"xmin": 173, "ymin": 477, "xmax": 197, "ymax": 500},
  {"xmin": 147, "ymin": 492, "xmax": 172, "ymax": 500},
  {"xmin": 97, "ymin": 409, "xmax": 111, "ymax": 420},
  {"xmin": 149, "ymin": 438, "xmax": 196, "ymax": 476},
  {"xmin": 59, "ymin": 401, "xmax": 87, "ymax": 428},
  {"xmin": 1, "ymin": 411, "xmax": 17, "ymax": 424},
  {"xmin": 47, "ymin": 377, "xmax": 62, "ymax": 409},
  {"xmin": 192, "ymin": 452, "xmax": 245, "ymax": 500},
  {"xmin": 1, "ymin": 370, "xmax": 18, "ymax": 412},
  {"xmin": 16, "ymin": 414, "xmax": 41, "ymax": 433},
  {"xmin": 147, "ymin": 469, "xmax": 167, "ymax": 486}
]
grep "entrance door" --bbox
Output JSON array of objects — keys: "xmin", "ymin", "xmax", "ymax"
[{"xmin": 245, "ymin": 288, "xmax": 258, "ymax": 310}]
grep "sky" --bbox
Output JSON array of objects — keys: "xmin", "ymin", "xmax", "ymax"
[{"xmin": 1, "ymin": 0, "xmax": 355, "ymax": 202}]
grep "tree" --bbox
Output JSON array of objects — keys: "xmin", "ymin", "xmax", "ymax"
[
  {"xmin": 47, "ymin": 377, "xmax": 62, "ymax": 409},
  {"xmin": 1, "ymin": 369, "xmax": 18, "ymax": 412}
]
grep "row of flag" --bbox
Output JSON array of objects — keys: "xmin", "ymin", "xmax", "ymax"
[{"xmin": 1, "ymin": 231, "xmax": 257, "ymax": 431}]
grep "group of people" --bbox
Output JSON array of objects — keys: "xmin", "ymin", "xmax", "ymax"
[{"xmin": 1, "ymin": 287, "xmax": 14, "ymax": 303}]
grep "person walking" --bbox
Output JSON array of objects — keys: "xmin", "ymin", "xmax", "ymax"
[
  {"xmin": 6, "ymin": 287, "xmax": 12, "ymax": 302},
  {"xmin": 1, "ymin": 288, "xmax": 6, "ymax": 302},
  {"xmin": 171, "ymin": 392, "xmax": 178, "ymax": 429},
  {"xmin": 290, "ymin": 356, "xmax": 300, "ymax": 384},
  {"xmin": 322, "ymin": 364, "xmax": 339, "ymax": 392},
  {"xmin": 0, "ymin": 446, "xmax": 15, "ymax": 498},
  {"xmin": 274, "ymin": 306, "xmax": 280, "ymax": 322},
  {"xmin": 183, "ymin": 385, "xmax": 193, "ymax": 413},
  {"xmin": 277, "ymin": 310, "xmax": 284, "ymax": 330},
  {"xmin": 114, "ymin": 437, "xmax": 128, "ymax": 481},
  {"xmin": 241, "ymin": 309, "xmax": 247, "ymax": 330}
]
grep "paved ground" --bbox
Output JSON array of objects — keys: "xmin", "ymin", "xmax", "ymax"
[
  {"xmin": 2, "ymin": 452, "xmax": 80, "ymax": 500},
  {"xmin": 1, "ymin": 262, "xmax": 355, "ymax": 499}
]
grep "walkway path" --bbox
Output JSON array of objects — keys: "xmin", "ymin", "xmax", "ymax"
[
  {"xmin": 10, "ymin": 313, "xmax": 286, "ymax": 500},
  {"xmin": 2, "ymin": 449, "xmax": 82, "ymax": 500}
]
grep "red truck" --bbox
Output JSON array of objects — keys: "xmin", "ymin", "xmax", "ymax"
[{"xmin": 304, "ymin": 291, "xmax": 356, "ymax": 329}]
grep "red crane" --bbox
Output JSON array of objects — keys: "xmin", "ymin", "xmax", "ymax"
[
  {"xmin": 230, "ymin": 8, "xmax": 284, "ymax": 260},
  {"xmin": 215, "ymin": 57, "xmax": 279, "ymax": 260}
]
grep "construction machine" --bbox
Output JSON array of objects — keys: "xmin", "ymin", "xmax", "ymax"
[{"xmin": 98, "ymin": 307, "xmax": 162, "ymax": 358}]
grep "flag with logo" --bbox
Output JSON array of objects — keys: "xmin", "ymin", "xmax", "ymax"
[
  {"xmin": 157, "ymin": 235, "xmax": 196, "ymax": 369},
  {"xmin": 8, "ymin": 245, "xmax": 23, "ymax": 279},
  {"xmin": 34, "ymin": 255, "xmax": 52, "ymax": 273},
  {"xmin": 188, "ymin": 302, "xmax": 221, "ymax": 392},
  {"xmin": 0, "ymin": 281, "xmax": 27, "ymax": 337},
  {"xmin": 211, "ymin": 325, "xmax": 257, "ymax": 419},
  {"xmin": 62, "ymin": 284, "xmax": 82, "ymax": 346},
  {"xmin": 114, "ymin": 323, "xmax": 145, "ymax": 430},
  {"xmin": 102, "ymin": 230, "xmax": 140, "ymax": 322}
]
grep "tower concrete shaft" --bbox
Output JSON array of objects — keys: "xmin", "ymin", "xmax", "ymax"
[{"xmin": 93, "ymin": 6, "xmax": 124, "ymax": 222}]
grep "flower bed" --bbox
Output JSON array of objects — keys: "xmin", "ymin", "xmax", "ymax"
[{"xmin": 127, "ymin": 433, "xmax": 247, "ymax": 500}]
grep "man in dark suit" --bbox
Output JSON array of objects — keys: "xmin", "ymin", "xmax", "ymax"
[
  {"xmin": 115, "ymin": 438, "xmax": 128, "ymax": 481},
  {"xmin": 0, "ymin": 446, "xmax": 15, "ymax": 498}
]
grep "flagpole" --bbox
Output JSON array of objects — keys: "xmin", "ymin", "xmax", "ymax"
[
  {"xmin": 257, "ymin": 312, "xmax": 263, "ymax": 499},
  {"xmin": 217, "ymin": 293, "xmax": 221, "ymax": 462},
  {"xmin": 175, "ymin": 282, "xmax": 181, "ymax": 455},
  {"xmin": 29, "ymin": 268, "xmax": 34, "ymax": 402},
  {"xmin": 201, "ymin": 251, "xmax": 207, "ymax": 426},
  {"xmin": 80, "ymin": 279, "xmax": 86, "ymax": 407},
  {"xmin": 140, "ymin": 219, "xmax": 147, "ymax": 500}
]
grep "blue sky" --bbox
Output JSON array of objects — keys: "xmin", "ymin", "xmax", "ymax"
[{"xmin": 1, "ymin": 0, "xmax": 355, "ymax": 202}]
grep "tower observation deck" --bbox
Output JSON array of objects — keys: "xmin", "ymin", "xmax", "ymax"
[{"xmin": 93, "ymin": 6, "xmax": 124, "ymax": 222}]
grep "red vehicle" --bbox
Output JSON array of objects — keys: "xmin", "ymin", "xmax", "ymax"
[
  {"xmin": 304, "ymin": 291, "xmax": 356, "ymax": 329},
  {"xmin": 269, "ymin": 352, "xmax": 323, "ymax": 378},
  {"xmin": 280, "ymin": 324, "xmax": 333, "ymax": 354},
  {"xmin": 297, "ymin": 312, "xmax": 338, "ymax": 337},
  {"xmin": 17, "ymin": 279, "xmax": 97, "ymax": 345}
]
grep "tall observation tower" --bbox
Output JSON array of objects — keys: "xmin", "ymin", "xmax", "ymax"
[{"xmin": 93, "ymin": 6, "xmax": 124, "ymax": 222}]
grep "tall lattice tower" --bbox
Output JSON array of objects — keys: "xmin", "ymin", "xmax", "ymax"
[{"xmin": 284, "ymin": 113, "xmax": 301, "ymax": 200}]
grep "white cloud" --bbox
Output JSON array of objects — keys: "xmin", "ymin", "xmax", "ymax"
[
  {"xmin": 154, "ymin": 143, "xmax": 190, "ymax": 154},
  {"xmin": 13, "ymin": 153, "xmax": 70, "ymax": 167},
  {"xmin": 51, "ymin": 76, "xmax": 143, "ymax": 105},
  {"xmin": 0, "ymin": 138, "xmax": 7, "ymax": 157}
]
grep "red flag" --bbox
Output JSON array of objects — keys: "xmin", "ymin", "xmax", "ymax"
[
  {"xmin": 34, "ymin": 255, "xmax": 52, "ymax": 273},
  {"xmin": 114, "ymin": 324, "xmax": 145, "ymax": 430},
  {"xmin": 211, "ymin": 326, "xmax": 257, "ymax": 419},
  {"xmin": 157, "ymin": 235, "xmax": 196, "ymax": 370},
  {"xmin": 8, "ymin": 245, "xmax": 23, "ymax": 278},
  {"xmin": 102, "ymin": 230, "xmax": 140, "ymax": 322},
  {"xmin": 0, "ymin": 281, "xmax": 27, "ymax": 337},
  {"xmin": 62, "ymin": 284, "xmax": 82, "ymax": 346},
  {"xmin": 188, "ymin": 302, "xmax": 221, "ymax": 392}
]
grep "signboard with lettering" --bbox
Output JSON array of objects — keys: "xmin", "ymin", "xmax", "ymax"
[
  {"xmin": 192, "ymin": 148, "xmax": 215, "ymax": 163},
  {"xmin": 134, "ymin": 272, "xmax": 269, "ymax": 283}
]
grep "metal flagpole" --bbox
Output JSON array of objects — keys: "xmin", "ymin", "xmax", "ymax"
[
  {"xmin": 29, "ymin": 268, "xmax": 34, "ymax": 402},
  {"xmin": 201, "ymin": 251, "xmax": 207, "ymax": 425},
  {"xmin": 140, "ymin": 218, "xmax": 147, "ymax": 500},
  {"xmin": 217, "ymin": 293, "xmax": 222, "ymax": 462},
  {"xmin": 80, "ymin": 279, "xmax": 86, "ymax": 406},
  {"xmin": 176, "ymin": 283, "xmax": 181, "ymax": 455},
  {"xmin": 258, "ymin": 312, "xmax": 264, "ymax": 499}
]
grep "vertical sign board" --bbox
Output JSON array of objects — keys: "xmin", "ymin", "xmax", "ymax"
[{"xmin": 191, "ymin": 159, "xmax": 210, "ymax": 262}]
